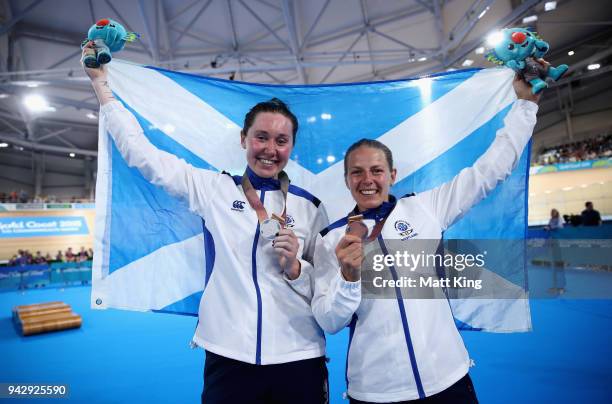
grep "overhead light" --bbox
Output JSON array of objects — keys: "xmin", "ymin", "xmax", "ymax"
[
  {"xmin": 326, "ymin": 155, "xmax": 336, "ymax": 163},
  {"xmin": 69, "ymin": 153, "xmax": 76, "ymax": 158},
  {"xmin": 316, "ymin": 157, "xmax": 323, "ymax": 164},
  {"xmin": 0, "ymin": 93, "xmax": 9, "ymax": 99},
  {"xmin": 86, "ymin": 112, "xmax": 97, "ymax": 119},
  {"xmin": 446, "ymin": 68, "xmax": 457, "ymax": 72},
  {"xmin": 587, "ymin": 63, "xmax": 600, "ymax": 70},
  {"xmin": 486, "ymin": 31, "xmax": 504, "ymax": 47},
  {"xmin": 474, "ymin": 47, "xmax": 485, "ymax": 55},
  {"xmin": 417, "ymin": 57, "xmax": 427, "ymax": 62},
  {"xmin": 16, "ymin": 146, "xmax": 24, "ymax": 151},
  {"xmin": 26, "ymin": 82, "xmax": 39, "ymax": 88},
  {"xmin": 306, "ymin": 116, "xmax": 316, "ymax": 123},
  {"xmin": 320, "ymin": 113, "xmax": 332, "ymax": 120},
  {"xmin": 0, "ymin": 142, "xmax": 8, "ymax": 148},
  {"xmin": 562, "ymin": 186, "xmax": 573, "ymax": 191},
  {"xmin": 462, "ymin": 59, "xmax": 474, "ymax": 67},
  {"xmin": 23, "ymin": 94, "xmax": 55, "ymax": 112},
  {"xmin": 522, "ymin": 15, "xmax": 538, "ymax": 23},
  {"xmin": 568, "ymin": 50, "xmax": 575, "ymax": 56},
  {"xmin": 477, "ymin": 6, "xmax": 490, "ymax": 19},
  {"xmin": 544, "ymin": 1, "xmax": 557, "ymax": 11}
]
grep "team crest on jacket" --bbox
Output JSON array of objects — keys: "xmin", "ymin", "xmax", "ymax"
[
  {"xmin": 395, "ymin": 220, "xmax": 417, "ymax": 240},
  {"xmin": 231, "ymin": 200, "xmax": 246, "ymax": 211},
  {"xmin": 285, "ymin": 215, "xmax": 295, "ymax": 228}
]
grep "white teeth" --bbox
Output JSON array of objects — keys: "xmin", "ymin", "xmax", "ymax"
[
  {"xmin": 259, "ymin": 159, "xmax": 275, "ymax": 165},
  {"xmin": 360, "ymin": 190, "xmax": 377, "ymax": 195}
]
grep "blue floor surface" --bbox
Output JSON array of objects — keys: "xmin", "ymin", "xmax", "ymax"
[{"xmin": 2, "ymin": 271, "xmax": 612, "ymax": 403}]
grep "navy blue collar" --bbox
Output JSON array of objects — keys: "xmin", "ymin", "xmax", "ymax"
[
  {"xmin": 245, "ymin": 166, "xmax": 282, "ymax": 191},
  {"xmin": 352, "ymin": 195, "xmax": 397, "ymax": 221}
]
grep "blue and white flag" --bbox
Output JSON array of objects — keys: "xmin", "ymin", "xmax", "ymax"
[{"xmin": 92, "ymin": 60, "xmax": 531, "ymax": 332}]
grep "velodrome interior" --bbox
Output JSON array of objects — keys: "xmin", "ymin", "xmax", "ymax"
[{"xmin": 1, "ymin": 1, "xmax": 611, "ymax": 403}]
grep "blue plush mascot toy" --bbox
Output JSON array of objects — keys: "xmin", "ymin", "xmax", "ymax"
[
  {"xmin": 82, "ymin": 18, "xmax": 139, "ymax": 68},
  {"xmin": 486, "ymin": 27, "xmax": 568, "ymax": 94}
]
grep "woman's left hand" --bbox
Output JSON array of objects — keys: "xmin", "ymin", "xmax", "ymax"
[
  {"xmin": 273, "ymin": 228, "xmax": 301, "ymax": 280},
  {"xmin": 513, "ymin": 73, "xmax": 543, "ymax": 104}
]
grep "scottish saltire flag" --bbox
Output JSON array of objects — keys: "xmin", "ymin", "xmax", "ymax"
[{"xmin": 92, "ymin": 60, "xmax": 531, "ymax": 332}]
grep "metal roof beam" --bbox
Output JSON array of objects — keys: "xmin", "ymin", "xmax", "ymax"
[
  {"xmin": 138, "ymin": 0, "xmax": 159, "ymax": 61},
  {"xmin": 299, "ymin": 0, "xmax": 330, "ymax": 52},
  {"xmin": 306, "ymin": 4, "xmax": 430, "ymax": 48},
  {"xmin": 0, "ymin": 0, "xmax": 45, "ymax": 36},
  {"xmin": 239, "ymin": 0, "xmax": 292, "ymax": 51},
  {"xmin": 319, "ymin": 32, "xmax": 365, "ymax": 84},
  {"xmin": 0, "ymin": 133, "xmax": 97, "ymax": 157},
  {"xmin": 174, "ymin": 0, "xmax": 213, "ymax": 46},
  {"xmin": 360, "ymin": 0, "xmax": 377, "ymax": 77},
  {"xmin": 104, "ymin": 0, "xmax": 153, "ymax": 58},
  {"xmin": 36, "ymin": 127, "xmax": 72, "ymax": 142},
  {"xmin": 282, "ymin": 0, "xmax": 307, "ymax": 83},
  {"xmin": 157, "ymin": 0, "xmax": 174, "ymax": 61}
]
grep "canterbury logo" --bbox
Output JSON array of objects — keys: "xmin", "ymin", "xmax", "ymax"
[{"xmin": 232, "ymin": 200, "xmax": 246, "ymax": 211}]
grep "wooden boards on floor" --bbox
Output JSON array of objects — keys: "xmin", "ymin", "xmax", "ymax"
[{"xmin": 12, "ymin": 301, "xmax": 82, "ymax": 336}]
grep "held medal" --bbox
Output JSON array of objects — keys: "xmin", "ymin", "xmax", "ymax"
[{"xmin": 260, "ymin": 218, "xmax": 281, "ymax": 240}]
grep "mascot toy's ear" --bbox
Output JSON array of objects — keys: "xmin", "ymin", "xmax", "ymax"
[
  {"xmin": 485, "ymin": 50, "xmax": 504, "ymax": 65},
  {"xmin": 125, "ymin": 32, "xmax": 140, "ymax": 42}
]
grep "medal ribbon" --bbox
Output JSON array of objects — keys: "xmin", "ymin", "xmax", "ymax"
[
  {"xmin": 346, "ymin": 202, "xmax": 395, "ymax": 242},
  {"xmin": 241, "ymin": 169, "xmax": 289, "ymax": 227}
]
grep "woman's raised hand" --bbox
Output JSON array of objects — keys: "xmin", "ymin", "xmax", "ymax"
[{"xmin": 81, "ymin": 41, "xmax": 108, "ymax": 81}]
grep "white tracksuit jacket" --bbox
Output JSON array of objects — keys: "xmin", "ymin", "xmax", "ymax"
[
  {"xmin": 311, "ymin": 99, "xmax": 538, "ymax": 402},
  {"xmin": 101, "ymin": 100, "xmax": 329, "ymax": 365}
]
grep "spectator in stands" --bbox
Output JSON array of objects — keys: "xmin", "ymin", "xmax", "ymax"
[
  {"xmin": 24, "ymin": 250, "xmax": 33, "ymax": 264},
  {"xmin": 581, "ymin": 201, "xmax": 602, "ymax": 226},
  {"xmin": 18, "ymin": 189, "xmax": 28, "ymax": 203},
  {"xmin": 8, "ymin": 255, "xmax": 18, "ymax": 266},
  {"xmin": 65, "ymin": 247, "xmax": 75, "ymax": 262},
  {"xmin": 44, "ymin": 252, "xmax": 52, "ymax": 262},
  {"xmin": 546, "ymin": 208, "xmax": 564, "ymax": 230},
  {"xmin": 77, "ymin": 247, "xmax": 88, "ymax": 262},
  {"xmin": 87, "ymin": 248, "xmax": 94, "ymax": 260},
  {"xmin": 536, "ymin": 134, "xmax": 612, "ymax": 166},
  {"xmin": 56, "ymin": 250, "xmax": 64, "ymax": 262},
  {"xmin": 16, "ymin": 250, "xmax": 28, "ymax": 266},
  {"xmin": 33, "ymin": 251, "xmax": 46, "ymax": 264},
  {"xmin": 9, "ymin": 191, "xmax": 18, "ymax": 203}
]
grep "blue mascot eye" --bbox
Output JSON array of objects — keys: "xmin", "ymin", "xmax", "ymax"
[
  {"xmin": 507, "ymin": 44, "xmax": 515, "ymax": 50},
  {"xmin": 525, "ymin": 32, "xmax": 531, "ymax": 36}
]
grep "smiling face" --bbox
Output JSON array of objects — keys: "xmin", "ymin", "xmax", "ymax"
[
  {"xmin": 345, "ymin": 146, "xmax": 397, "ymax": 212},
  {"xmin": 240, "ymin": 112, "xmax": 294, "ymax": 178}
]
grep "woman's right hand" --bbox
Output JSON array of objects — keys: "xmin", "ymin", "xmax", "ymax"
[
  {"xmin": 81, "ymin": 41, "xmax": 108, "ymax": 81},
  {"xmin": 335, "ymin": 234, "xmax": 364, "ymax": 282}
]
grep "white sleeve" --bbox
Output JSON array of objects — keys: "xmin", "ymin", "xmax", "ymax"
[
  {"xmin": 416, "ymin": 99, "xmax": 538, "ymax": 231},
  {"xmin": 285, "ymin": 203, "xmax": 330, "ymax": 299},
  {"xmin": 311, "ymin": 233, "xmax": 361, "ymax": 334},
  {"xmin": 101, "ymin": 100, "xmax": 219, "ymax": 214}
]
